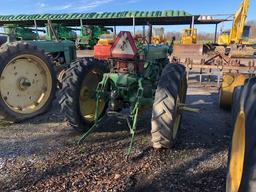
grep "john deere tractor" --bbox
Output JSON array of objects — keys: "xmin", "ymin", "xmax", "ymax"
[
  {"xmin": 60, "ymin": 31, "xmax": 188, "ymax": 154},
  {"xmin": 45, "ymin": 23, "xmax": 77, "ymax": 42},
  {"xmin": 2, "ymin": 24, "xmax": 40, "ymax": 42},
  {"xmin": 0, "ymin": 22, "xmax": 76, "ymax": 122},
  {"xmin": 76, "ymin": 25, "xmax": 113, "ymax": 50}
]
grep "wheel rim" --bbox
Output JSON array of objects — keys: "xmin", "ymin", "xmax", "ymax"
[
  {"xmin": 173, "ymin": 97, "xmax": 181, "ymax": 139},
  {"xmin": 222, "ymin": 74, "xmax": 235, "ymax": 89},
  {"xmin": 219, "ymin": 74, "xmax": 234, "ymax": 107},
  {"xmin": 0, "ymin": 54, "xmax": 52, "ymax": 114},
  {"xmin": 220, "ymin": 74, "xmax": 248, "ymax": 107},
  {"xmin": 79, "ymin": 70, "xmax": 106, "ymax": 122},
  {"xmin": 227, "ymin": 111, "xmax": 245, "ymax": 192}
]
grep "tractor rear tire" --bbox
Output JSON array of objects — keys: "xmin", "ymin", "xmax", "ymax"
[
  {"xmin": 0, "ymin": 42, "xmax": 56, "ymax": 122},
  {"xmin": 59, "ymin": 57, "xmax": 108, "ymax": 132},
  {"xmin": 151, "ymin": 63, "xmax": 187, "ymax": 149},
  {"xmin": 226, "ymin": 77, "xmax": 256, "ymax": 192},
  {"xmin": 231, "ymin": 86, "xmax": 244, "ymax": 128}
]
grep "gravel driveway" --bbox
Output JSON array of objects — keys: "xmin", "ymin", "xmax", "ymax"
[{"xmin": 0, "ymin": 82, "xmax": 232, "ymax": 192}]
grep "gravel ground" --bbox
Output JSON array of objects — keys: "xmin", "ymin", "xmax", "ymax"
[{"xmin": 0, "ymin": 81, "xmax": 232, "ymax": 192}]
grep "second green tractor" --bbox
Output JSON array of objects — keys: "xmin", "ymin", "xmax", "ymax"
[{"xmin": 60, "ymin": 31, "xmax": 188, "ymax": 154}]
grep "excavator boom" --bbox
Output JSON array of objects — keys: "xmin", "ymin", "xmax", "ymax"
[
  {"xmin": 229, "ymin": 0, "xmax": 249, "ymax": 43},
  {"xmin": 218, "ymin": 0, "xmax": 250, "ymax": 45}
]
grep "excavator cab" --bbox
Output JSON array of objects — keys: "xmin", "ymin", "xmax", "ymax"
[
  {"xmin": 218, "ymin": 25, "xmax": 251, "ymax": 45},
  {"xmin": 241, "ymin": 25, "xmax": 251, "ymax": 43},
  {"xmin": 181, "ymin": 28, "xmax": 197, "ymax": 44}
]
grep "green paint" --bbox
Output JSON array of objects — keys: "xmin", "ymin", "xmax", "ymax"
[
  {"xmin": 3, "ymin": 24, "xmax": 39, "ymax": 42},
  {"xmin": 28, "ymin": 40, "xmax": 76, "ymax": 65},
  {"xmin": 1, "ymin": 24, "xmax": 76, "ymax": 65}
]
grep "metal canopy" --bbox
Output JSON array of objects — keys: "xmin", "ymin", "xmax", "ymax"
[{"xmin": 0, "ymin": 10, "xmax": 226, "ymax": 27}]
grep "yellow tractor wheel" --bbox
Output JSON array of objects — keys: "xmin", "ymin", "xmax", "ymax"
[
  {"xmin": 219, "ymin": 73, "xmax": 248, "ymax": 109},
  {"xmin": 0, "ymin": 42, "xmax": 56, "ymax": 122},
  {"xmin": 59, "ymin": 58, "xmax": 108, "ymax": 132},
  {"xmin": 226, "ymin": 110, "xmax": 246, "ymax": 192},
  {"xmin": 231, "ymin": 86, "xmax": 244, "ymax": 128},
  {"xmin": 226, "ymin": 77, "xmax": 256, "ymax": 192}
]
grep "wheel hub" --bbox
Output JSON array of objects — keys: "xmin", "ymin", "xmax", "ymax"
[
  {"xmin": 79, "ymin": 71, "xmax": 105, "ymax": 122},
  {"xmin": 18, "ymin": 77, "xmax": 32, "ymax": 90}
]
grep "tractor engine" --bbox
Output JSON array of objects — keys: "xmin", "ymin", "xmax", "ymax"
[
  {"xmin": 108, "ymin": 31, "xmax": 144, "ymax": 111},
  {"xmin": 111, "ymin": 59, "xmax": 143, "ymax": 74}
]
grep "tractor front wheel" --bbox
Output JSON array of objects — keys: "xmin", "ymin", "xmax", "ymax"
[
  {"xmin": 59, "ymin": 57, "xmax": 108, "ymax": 132},
  {"xmin": 151, "ymin": 63, "xmax": 187, "ymax": 148}
]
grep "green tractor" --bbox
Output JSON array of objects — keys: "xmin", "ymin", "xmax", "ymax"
[
  {"xmin": 60, "ymin": 31, "xmax": 189, "ymax": 154},
  {"xmin": 2, "ymin": 24, "xmax": 40, "ymax": 41},
  {"xmin": 76, "ymin": 25, "xmax": 113, "ymax": 50},
  {"xmin": 45, "ymin": 23, "xmax": 77, "ymax": 42},
  {"xmin": 0, "ymin": 22, "xmax": 76, "ymax": 122}
]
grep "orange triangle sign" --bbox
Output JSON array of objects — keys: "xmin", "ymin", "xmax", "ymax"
[{"xmin": 111, "ymin": 31, "xmax": 137, "ymax": 59}]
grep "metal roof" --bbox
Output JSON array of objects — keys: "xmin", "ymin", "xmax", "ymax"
[{"xmin": 0, "ymin": 10, "xmax": 225, "ymax": 27}]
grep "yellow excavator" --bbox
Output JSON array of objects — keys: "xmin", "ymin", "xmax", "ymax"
[
  {"xmin": 218, "ymin": 0, "xmax": 255, "ymax": 109},
  {"xmin": 181, "ymin": 0, "xmax": 251, "ymax": 47},
  {"xmin": 218, "ymin": 0, "xmax": 249, "ymax": 45}
]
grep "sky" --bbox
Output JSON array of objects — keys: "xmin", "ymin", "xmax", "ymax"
[{"xmin": 0, "ymin": 0, "xmax": 255, "ymax": 33}]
